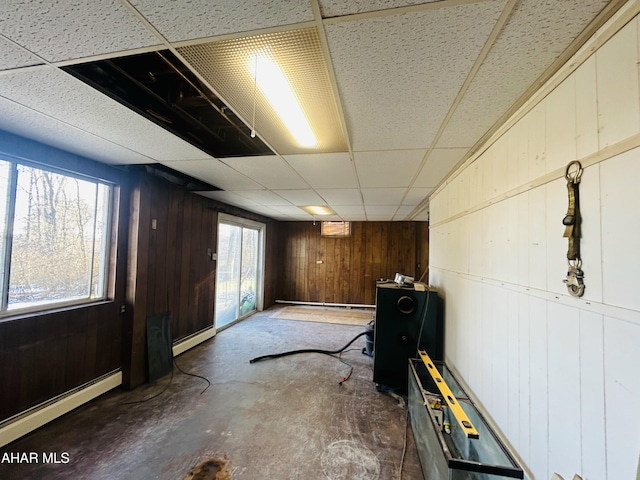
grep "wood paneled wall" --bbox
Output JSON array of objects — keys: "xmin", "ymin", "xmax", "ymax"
[
  {"xmin": 123, "ymin": 172, "xmax": 280, "ymax": 389},
  {"xmin": 277, "ymin": 221, "xmax": 428, "ymax": 305}
]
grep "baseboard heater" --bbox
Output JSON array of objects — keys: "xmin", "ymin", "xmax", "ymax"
[
  {"xmin": 172, "ymin": 326, "xmax": 216, "ymax": 357},
  {"xmin": 0, "ymin": 370, "xmax": 122, "ymax": 448}
]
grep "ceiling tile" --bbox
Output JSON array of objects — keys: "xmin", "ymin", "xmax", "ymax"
[
  {"xmin": 0, "ymin": 68, "xmax": 212, "ymax": 162},
  {"xmin": 354, "ymin": 150, "xmax": 424, "ymax": 188},
  {"xmin": 272, "ymin": 189, "xmax": 325, "ymax": 205},
  {"xmin": 0, "ymin": 0, "xmax": 160, "ymax": 62},
  {"xmin": 361, "ymin": 188, "xmax": 406, "ymax": 205},
  {"xmin": 437, "ymin": 0, "xmax": 610, "ymax": 148},
  {"xmin": 268, "ymin": 205, "xmax": 313, "ymax": 219},
  {"xmin": 325, "ymin": 1, "xmax": 506, "ymax": 151},
  {"xmin": 315, "ymin": 188, "xmax": 362, "ymax": 205},
  {"xmin": 403, "ymin": 187, "xmax": 433, "ymax": 206},
  {"xmin": 163, "ymin": 159, "xmax": 263, "ymax": 191},
  {"xmin": 284, "ymin": 152, "xmax": 357, "ymax": 188},
  {"xmin": 365, "ymin": 204, "xmax": 399, "ymax": 220},
  {"xmin": 413, "ymin": 148, "xmax": 467, "ymax": 187},
  {"xmin": 0, "ymin": 96, "xmax": 155, "ymax": 165},
  {"xmin": 198, "ymin": 190, "xmax": 260, "ymax": 209},
  {"xmin": 332, "ymin": 205, "xmax": 365, "ymax": 217},
  {"xmin": 393, "ymin": 205, "xmax": 416, "ymax": 220},
  {"xmin": 319, "ymin": 0, "xmax": 440, "ymax": 18},
  {"xmin": 233, "ymin": 190, "xmax": 292, "ymax": 206},
  {"xmin": 131, "ymin": 0, "xmax": 314, "ymax": 42},
  {"xmin": 221, "ymin": 156, "xmax": 308, "ymax": 189},
  {"xmin": 0, "ymin": 37, "xmax": 43, "ymax": 70}
]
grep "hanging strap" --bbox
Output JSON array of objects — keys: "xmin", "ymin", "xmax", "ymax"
[{"xmin": 562, "ymin": 161, "xmax": 585, "ymax": 297}]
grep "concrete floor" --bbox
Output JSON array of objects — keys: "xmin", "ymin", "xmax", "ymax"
[{"xmin": 0, "ymin": 306, "xmax": 424, "ymax": 479}]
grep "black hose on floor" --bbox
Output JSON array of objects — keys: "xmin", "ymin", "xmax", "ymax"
[{"xmin": 249, "ymin": 331, "xmax": 368, "ymax": 364}]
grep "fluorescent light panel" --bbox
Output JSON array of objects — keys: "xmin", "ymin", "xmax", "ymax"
[
  {"xmin": 248, "ymin": 51, "xmax": 316, "ymax": 147},
  {"xmin": 177, "ymin": 28, "xmax": 347, "ymax": 155},
  {"xmin": 299, "ymin": 205, "xmax": 335, "ymax": 215}
]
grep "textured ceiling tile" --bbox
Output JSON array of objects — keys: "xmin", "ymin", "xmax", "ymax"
[
  {"xmin": 233, "ymin": 190, "xmax": 293, "ymax": 206},
  {"xmin": 393, "ymin": 205, "xmax": 416, "ymax": 220},
  {"xmin": 163, "ymin": 159, "xmax": 263, "ymax": 191},
  {"xmin": 403, "ymin": 187, "xmax": 433, "ymax": 206},
  {"xmin": 325, "ymin": 0, "xmax": 506, "ymax": 151},
  {"xmin": 413, "ymin": 148, "xmax": 467, "ymax": 187},
  {"xmin": 285, "ymin": 152, "xmax": 357, "ymax": 189},
  {"xmin": 272, "ymin": 189, "xmax": 325, "ymax": 205},
  {"xmin": 0, "ymin": 0, "xmax": 160, "ymax": 62},
  {"xmin": 437, "ymin": 0, "xmax": 610, "ymax": 148},
  {"xmin": 332, "ymin": 205, "xmax": 365, "ymax": 216},
  {"xmin": 319, "ymin": 0, "xmax": 441, "ymax": 18},
  {"xmin": 0, "ymin": 95, "xmax": 155, "ymax": 165},
  {"xmin": 315, "ymin": 188, "xmax": 362, "ymax": 205},
  {"xmin": 354, "ymin": 150, "xmax": 424, "ymax": 188},
  {"xmin": 0, "ymin": 67, "xmax": 210, "ymax": 162},
  {"xmin": 198, "ymin": 190, "xmax": 261, "ymax": 209},
  {"xmin": 365, "ymin": 205, "xmax": 398, "ymax": 215},
  {"xmin": 361, "ymin": 188, "xmax": 405, "ymax": 205},
  {"xmin": 0, "ymin": 36, "xmax": 43, "ymax": 70},
  {"xmin": 221, "ymin": 156, "xmax": 308, "ymax": 190},
  {"xmin": 269, "ymin": 204, "xmax": 312, "ymax": 219},
  {"xmin": 131, "ymin": 0, "xmax": 314, "ymax": 42}
]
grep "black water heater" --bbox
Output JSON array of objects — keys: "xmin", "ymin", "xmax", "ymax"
[{"xmin": 373, "ymin": 282, "xmax": 442, "ymax": 392}]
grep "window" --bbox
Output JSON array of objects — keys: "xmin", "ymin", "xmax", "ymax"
[
  {"xmin": 321, "ymin": 221, "xmax": 350, "ymax": 237},
  {"xmin": 0, "ymin": 158, "xmax": 112, "ymax": 313}
]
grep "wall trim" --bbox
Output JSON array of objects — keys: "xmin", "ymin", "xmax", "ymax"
[
  {"xmin": 430, "ymin": 267, "xmax": 640, "ymax": 327},
  {"xmin": 0, "ymin": 371, "xmax": 122, "ymax": 448},
  {"xmin": 172, "ymin": 327, "xmax": 216, "ymax": 357}
]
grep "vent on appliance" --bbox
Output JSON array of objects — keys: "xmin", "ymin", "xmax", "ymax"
[{"xmin": 63, "ymin": 50, "xmax": 273, "ymax": 158}]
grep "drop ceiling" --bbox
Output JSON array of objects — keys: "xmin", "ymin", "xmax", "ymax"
[{"xmin": 0, "ymin": 0, "xmax": 622, "ymax": 221}]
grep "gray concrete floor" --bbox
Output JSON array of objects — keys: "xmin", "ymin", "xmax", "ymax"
[{"xmin": 0, "ymin": 306, "xmax": 424, "ymax": 479}]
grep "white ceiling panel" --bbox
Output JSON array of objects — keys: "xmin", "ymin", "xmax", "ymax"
[
  {"xmin": 0, "ymin": 96, "xmax": 155, "ymax": 165},
  {"xmin": 233, "ymin": 190, "xmax": 293, "ymax": 206},
  {"xmin": 332, "ymin": 205, "xmax": 366, "ymax": 217},
  {"xmin": 0, "ymin": 36, "xmax": 43, "ymax": 70},
  {"xmin": 413, "ymin": 148, "xmax": 468, "ymax": 188},
  {"xmin": 365, "ymin": 205, "xmax": 398, "ymax": 222},
  {"xmin": 437, "ymin": 0, "xmax": 610, "ymax": 148},
  {"xmin": 315, "ymin": 188, "xmax": 363, "ymax": 205},
  {"xmin": 163, "ymin": 159, "xmax": 263, "ymax": 191},
  {"xmin": 361, "ymin": 188, "xmax": 406, "ymax": 205},
  {"xmin": 221, "ymin": 156, "xmax": 308, "ymax": 190},
  {"xmin": 318, "ymin": 0, "xmax": 441, "ymax": 18},
  {"xmin": 285, "ymin": 152, "xmax": 357, "ymax": 189},
  {"xmin": 354, "ymin": 150, "xmax": 424, "ymax": 188},
  {"xmin": 325, "ymin": 0, "xmax": 507, "ymax": 151},
  {"xmin": 198, "ymin": 190, "xmax": 263, "ymax": 210},
  {"xmin": 393, "ymin": 205, "xmax": 416, "ymax": 220},
  {"xmin": 268, "ymin": 205, "xmax": 313, "ymax": 219},
  {"xmin": 272, "ymin": 189, "xmax": 325, "ymax": 205},
  {"xmin": 0, "ymin": 68, "xmax": 211, "ymax": 162},
  {"xmin": 403, "ymin": 187, "xmax": 433, "ymax": 206},
  {"xmin": 130, "ymin": 0, "xmax": 314, "ymax": 42},
  {"xmin": 0, "ymin": 0, "xmax": 160, "ymax": 62}
]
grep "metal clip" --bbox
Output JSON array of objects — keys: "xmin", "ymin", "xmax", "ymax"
[{"xmin": 563, "ymin": 259, "xmax": 585, "ymax": 297}]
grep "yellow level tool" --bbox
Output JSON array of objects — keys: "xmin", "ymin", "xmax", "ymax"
[{"xmin": 418, "ymin": 350, "xmax": 479, "ymax": 439}]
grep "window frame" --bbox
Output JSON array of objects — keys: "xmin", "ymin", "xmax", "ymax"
[{"xmin": 0, "ymin": 155, "xmax": 116, "ymax": 318}]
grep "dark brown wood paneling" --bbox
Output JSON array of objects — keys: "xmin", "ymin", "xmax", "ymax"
[{"xmin": 277, "ymin": 221, "xmax": 427, "ymax": 305}]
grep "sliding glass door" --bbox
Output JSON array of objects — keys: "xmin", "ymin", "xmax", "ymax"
[{"xmin": 215, "ymin": 214, "xmax": 263, "ymax": 328}]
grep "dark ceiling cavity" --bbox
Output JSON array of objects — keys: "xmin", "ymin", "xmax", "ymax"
[{"xmin": 63, "ymin": 50, "xmax": 273, "ymax": 158}]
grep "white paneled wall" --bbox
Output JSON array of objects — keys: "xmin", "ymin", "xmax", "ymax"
[{"xmin": 429, "ymin": 9, "xmax": 640, "ymax": 480}]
